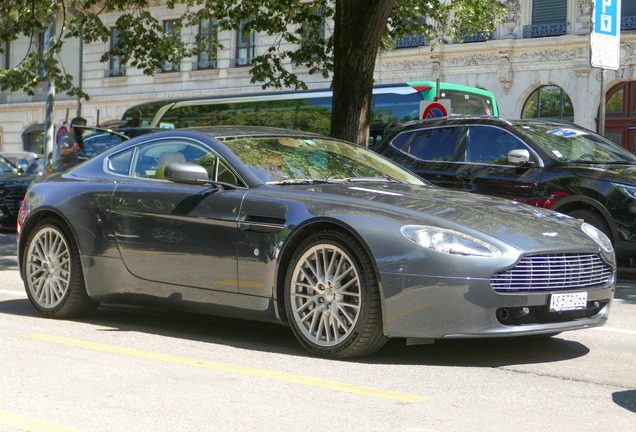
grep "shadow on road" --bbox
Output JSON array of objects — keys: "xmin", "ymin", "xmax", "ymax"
[
  {"xmin": 615, "ymin": 283, "xmax": 636, "ymax": 303},
  {"xmin": 613, "ymin": 390, "xmax": 636, "ymax": 414},
  {"xmin": 0, "ymin": 297, "xmax": 590, "ymax": 367}
]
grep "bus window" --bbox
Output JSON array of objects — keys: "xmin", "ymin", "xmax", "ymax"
[
  {"xmin": 256, "ymin": 100, "xmax": 299, "ymax": 129},
  {"xmin": 122, "ymin": 101, "xmax": 169, "ymax": 127},
  {"xmin": 296, "ymin": 98, "xmax": 331, "ymax": 134},
  {"xmin": 440, "ymin": 90, "xmax": 494, "ymax": 116},
  {"xmin": 371, "ymin": 92, "xmax": 423, "ymax": 123}
]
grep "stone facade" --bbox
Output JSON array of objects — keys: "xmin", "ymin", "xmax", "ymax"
[{"xmin": 1, "ymin": 0, "xmax": 635, "ymax": 152}]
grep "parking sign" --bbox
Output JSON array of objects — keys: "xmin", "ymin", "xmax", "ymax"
[{"xmin": 590, "ymin": 0, "xmax": 622, "ymax": 70}]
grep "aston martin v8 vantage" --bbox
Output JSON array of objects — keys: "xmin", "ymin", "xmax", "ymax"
[{"xmin": 17, "ymin": 127, "xmax": 615, "ymax": 358}]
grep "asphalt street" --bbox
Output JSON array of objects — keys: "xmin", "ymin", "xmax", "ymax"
[{"xmin": 0, "ymin": 230, "xmax": 635, "ymax": 432}]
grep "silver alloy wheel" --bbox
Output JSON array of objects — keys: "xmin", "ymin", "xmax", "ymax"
[
  {"xmin": 289, "ymin": 244, "xmax": 361, "ymax": 347},
  {"xmin": 25, "ymin": 227, "xmax": 71, "ymax": 309}
]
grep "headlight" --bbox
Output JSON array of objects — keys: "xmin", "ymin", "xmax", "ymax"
[
  {"xmin": 401, "ymin": 225, "xmax": 502, "ymax": 257},
  {"xmin": 613, "ymin": 183, "xmax": 636, "ymax": 199},
  {"xmin": 581, "ymin": 222, "xmax": 614, "ymax": 254}
]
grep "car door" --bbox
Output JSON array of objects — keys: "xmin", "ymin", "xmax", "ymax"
[
  {"xmin": 110, "ymin": 138, "xmax": 247, "ymax": 293},
  {"xmin": 382, "ymin": 126, "xmax": 465, "ymax": 190},
  {"xmin": 458, "ymin": 125, "xmax": 543, "ymax": 204}
]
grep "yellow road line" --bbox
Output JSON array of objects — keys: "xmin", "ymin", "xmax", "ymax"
[
  {"xmin": 0, "ymin": 410, "xmax": 90, "ymax": 432},
  {"xmin": 24, "ymin": 334, "xmax": 430, "ymax": 403}
]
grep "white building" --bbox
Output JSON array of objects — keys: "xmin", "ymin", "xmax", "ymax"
[{"xmin": 1, "ymin": 0, "xmax": 635, "ymax": 153}]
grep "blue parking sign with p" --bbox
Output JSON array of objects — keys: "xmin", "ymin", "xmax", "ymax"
[{"xmin": 596, "ymin": 0, "xmax": 618, "ymax": 36}]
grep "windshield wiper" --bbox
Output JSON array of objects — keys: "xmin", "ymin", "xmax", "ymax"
[
  {"xmin": 267, "ymin": 179, "xmax": 331, "ymax": 185},
  {"xmin": 343, "ymin": 176, "xmax": 408, "ymax": 184}
]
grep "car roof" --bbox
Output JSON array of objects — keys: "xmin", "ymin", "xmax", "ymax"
[{"xmin": 385, "ymin": 116, "xmax": 588, "ymax": 133}]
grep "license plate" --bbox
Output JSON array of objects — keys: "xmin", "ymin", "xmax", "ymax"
[{"xmin": 550, "ymin": 292, "xmax": 588, "ymax": 312}]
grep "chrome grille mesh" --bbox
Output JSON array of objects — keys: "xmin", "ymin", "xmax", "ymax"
[
  {"xmin": 491, "ymin": 254, "xmax": 612, "ymax": 292},
  {"xmin": 4, "ymin": 193, "xmax": 24, "ymax": 216}
]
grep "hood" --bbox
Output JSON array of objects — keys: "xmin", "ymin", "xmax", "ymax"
[
  {"xmin": 279, "ymin": 182, "xmax": 600, "ymax": 254},
  {"xmin": 0, "ymin": 172, "xmax": 35, "ymax": 189}
]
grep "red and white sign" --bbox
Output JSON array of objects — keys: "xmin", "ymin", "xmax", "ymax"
[
  {"xmin": 55, "ymin": 123, "xmax": 69, "ymax": 145},
  {"xmin": 420, "ymin": 100, "xmax": 451, "ymax": 119}
]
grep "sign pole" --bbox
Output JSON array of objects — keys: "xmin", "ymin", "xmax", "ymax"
[
  {"xmin": 600, "ymin": 68, "xmax": 606, "ymax": 136},
  {"xmin": 590, "ymin": 0, "xmax": 621, "ymax": 136}
]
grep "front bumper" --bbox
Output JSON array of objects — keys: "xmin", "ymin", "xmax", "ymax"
[{"xmin": 379, "ymin": 272, "xmax": 614, "ymax": 339}]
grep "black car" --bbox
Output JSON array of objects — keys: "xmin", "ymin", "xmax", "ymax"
[
  {"xmin": 374, "ymin": 117, "xmax": 636, "ymax": 263},
  {"xmin": 0, "ymin": 155, "xmax": 36, "ymax": 229},
  {"xmin": 17, "ymin": 126, "xmax": 615, "ymax": 358}
]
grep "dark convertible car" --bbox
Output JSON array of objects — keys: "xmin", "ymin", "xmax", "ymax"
[{"xmin": 17, "ymin": 127, "xmax": 616, "ymax": 358}]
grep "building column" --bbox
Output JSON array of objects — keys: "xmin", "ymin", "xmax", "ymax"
[{"xmin": 575, "ymin": 68, "xmax": 594, "ymax": 130}]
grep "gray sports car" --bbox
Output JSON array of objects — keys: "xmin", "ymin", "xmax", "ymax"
[{"xmin": 17, "ymin": 127, "xmax": 616, "ymax": 358}]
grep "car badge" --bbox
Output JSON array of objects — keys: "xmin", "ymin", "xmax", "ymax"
[{"xmin": 543, "ymin": 232, "xmax": 559, "ymax": 237}]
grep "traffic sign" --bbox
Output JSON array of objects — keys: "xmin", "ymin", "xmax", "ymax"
[
  {"xmin": 55, "ymin": 124, "xmax": 68, "ymax": 145},
  {"xmin": 420, "ymin": 100, "xmax": 451, "ymax": 119},
  {"xmin": 591, "ymin": 0, "xmax": 622, "ymax": 70}
]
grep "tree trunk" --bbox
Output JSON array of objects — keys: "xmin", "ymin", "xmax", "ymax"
[{"xmin": 331, "ymin": 0, "xmax": 395, "ymax": 147}]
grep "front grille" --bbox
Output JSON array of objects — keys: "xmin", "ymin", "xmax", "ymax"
[
  {"xmin": 491, "ymin": 254, "xmax": 612, "ymax": 293},
  {"xmin": 4, "ymin": 193, "xmax": 25, "ymax": 216}
]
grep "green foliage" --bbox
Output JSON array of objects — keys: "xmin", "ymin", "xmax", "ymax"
[{"xmin": 0, "ymin": 0, "xmax": 504, "ymax": 101}]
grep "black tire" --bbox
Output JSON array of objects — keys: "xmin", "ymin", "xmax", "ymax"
[
  {"xmin": 284, "ymin": 230, "xmax": 387, "ymax": 358},
  {"xmin": 22, "ymin": 218, "xmax": 99, "ymax": 318},
  {"xmin": 568, "ymin": 209, "xmax": 612, "ymax": 241}
]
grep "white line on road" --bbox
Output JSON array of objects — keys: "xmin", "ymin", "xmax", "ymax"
[
  {"xmin": 591, "ymin": 326, "xmax": 636, "ymax": 335},
  {"xmin": 0, "ymin": 289, "xmax": 27, "ymax": 298}
]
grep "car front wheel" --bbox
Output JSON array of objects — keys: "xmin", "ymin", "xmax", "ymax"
[
  {"xmin": 23, "ymin": 218, "xmax": 99, "ymax": 318},
  {"xmin": 284, "ymin": 230, "xmax": 387, "ymax": 358}
]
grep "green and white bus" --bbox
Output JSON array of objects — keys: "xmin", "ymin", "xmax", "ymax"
[{"xmin": 121, "ymin": 81, "xmax": 498, "ymax": 145}]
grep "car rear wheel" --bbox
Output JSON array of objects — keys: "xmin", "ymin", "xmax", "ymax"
[
  {"xmin": 284, "ymin": 230, "xmax": 387, "ymax": 358},
  {"xmin": 23, "ymin": 219, "xmax": 99, "ymax": 318}
]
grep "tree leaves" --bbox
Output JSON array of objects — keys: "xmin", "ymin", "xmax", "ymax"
[{"xmin": 0, "ymin": 0, "xmax": 503, "ymax": 101}]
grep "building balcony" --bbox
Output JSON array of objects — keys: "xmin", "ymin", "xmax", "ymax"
[
  {"xmin": 395, "ymin": 35, "xmax": 426, "ymax": 49},
  {"xmin": 105, "ymin": 66, "xmax": 126, "ymax": 78},
  {"xmin": 192, "ymin": 60, "xmax": 217, "ymax": 71},
  {"xmin": 231, "ymin": 57, "xmax": 254, "ymax": 68},
  {"xmin": 523, "ymin": 22, "xmax": 568, "ymax": 38},
  {"xmin": 159, "ymin": 63, "xmax": 181, "ymax": 73},
  {"xmin": 623, "ymin": 16, "xmax": 636, "ymax": 31},
  {"xmin": 462, "ymin": 31, "xmax": 494, "ymax": 43}
]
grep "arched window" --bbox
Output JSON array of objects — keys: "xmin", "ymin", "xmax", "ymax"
[
  {"xmin": 522, "ymin": 85, "xmax": 574, "ymax": 122},
  {"xmin": 598, "ymin": 82, "xmax": 636, "ymax": 152}
]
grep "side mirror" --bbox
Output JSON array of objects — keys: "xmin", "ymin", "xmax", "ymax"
[
  {"xmin": 164, "ymin": 162, "xmax": 209, "ymax": 184},
  {"xmin": 508, "ymin": 149, "xmax": 531, "ymax": 166}
]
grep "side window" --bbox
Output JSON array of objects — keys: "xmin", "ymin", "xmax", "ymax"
[
  {"xmin": 390, "ymin": 133, "xmax": 410, "ymax": 150},
  {"xmin": 83, "ymin": 133, "xmax": 126, "ymax": 158},
  {"xmin": 405, "ymin": 127, "xmax": 461, "ymax": 162},
  {"xmin": 217, "ymin": 159, "xmax": 238, "ymax": 185},
  {"xmin": 129, "ymin": 140, "xmax": 214, "ymax": 180},
  {"xmin": 465, "ymin": 126, "xmax": 526, "ymax": 165},
  {"xmin": 108, "ymin": 148, "xmax": 134, "ymax": 175}
]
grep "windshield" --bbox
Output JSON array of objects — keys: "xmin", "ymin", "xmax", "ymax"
[
  {"xmin": 517, "ymin": 124, "xmax": 636, "ymax": 164},
  {"xmin": 223, "ymin": 137, "xmax": 426, "ymax": 185},
  {"xmin": 0, "ymin": 155, "xmax": 19, "ymax": 173}
]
